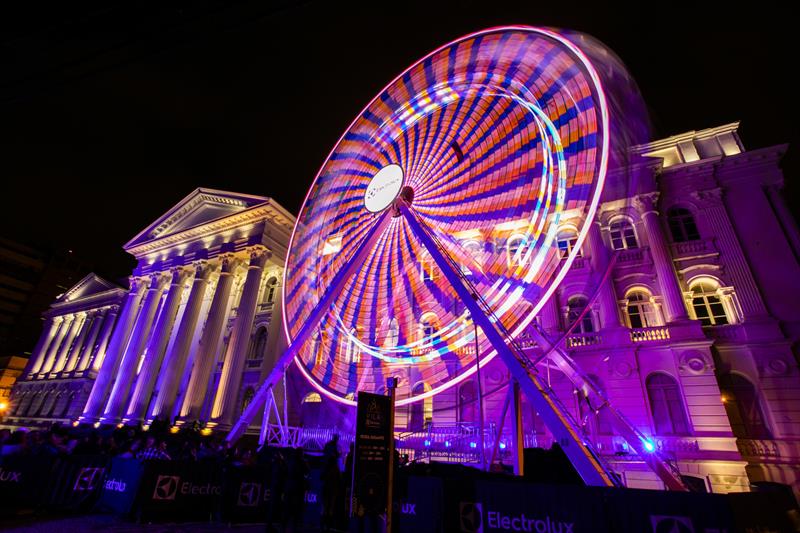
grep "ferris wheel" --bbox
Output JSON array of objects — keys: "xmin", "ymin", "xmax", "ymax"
[{"xmin": 230, "ymin": 26, "xmax": 686, "ymax": 491}]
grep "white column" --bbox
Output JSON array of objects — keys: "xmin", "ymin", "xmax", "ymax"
[
  {"xmin": 211, "ymin": 247, "xmax": 269, "ymax": 426},
  {"xmin": 76, "ymin": 309, "xmax": 106, "ymax": 371},
  {"xmin": 125, "ymin": 267, "xmax": 191, "ymax": 422},
  {"xmin": 27, "ymin": 317, "xmax": 59, "ymax": 376},
  {"xmin": 181, "ymin": 255, "xmax": 238, "ymax": 421},
  {"xmin": 634, "ymin": 193, "xmax": 689, "ymax": 322},
  {"xmin": 39, "ymin": 315, "xmax": 73, "ymax": 375},
  {"xmin": 50, "ymin": 314, "xmax": 84, "ymax": 374},
  {"xmin": 63, "ymin": 312, "xmax": 91, "ymax": 373},
  {"xmin": 587, "ymin": 221, "xmax": 623, "ymax": 329},
  {"xmin": 150, "ymin": 261, "xmax": 213, "ymax": 422},
  {"xmin": 88, "ymin": 306, "xmax": 119, "ymax": 371},
  {"xmin": 103, "ymin": 273, "xmax": 169, "ymax": 422},
  {"xmin": 81, "ymin": 277, "xmax": 147, "ymax": 422},
  {"xmin": 540, "ymin": 294, "xmax": 561, "ymax": 336},
  {"xmin": 692, "ymin": 188, "xmax": 769, "ymax": 318}
]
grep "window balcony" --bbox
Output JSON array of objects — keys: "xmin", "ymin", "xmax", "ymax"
[
  {"xmin": 565, "ymin": 332, "xmax": 602, "ymax": 348},
  {"xmin": 245, "ymin": 358, "xmax": 263, "ymax": 370},
  {"xmin": 630, "ymin": 326, "xmax": 670, "ymax": 343},
  {"xmin": 616, "ymin": 247, "xmax": 646, "ymax": 264},
  {"xmin": 670, "ymin": 238, "xmax": 718, "ymax": 259}
]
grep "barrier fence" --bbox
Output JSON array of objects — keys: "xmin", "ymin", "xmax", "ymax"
[{"xmin": 1, "ymin": 454, "xmax": 796, "ymax": 532}]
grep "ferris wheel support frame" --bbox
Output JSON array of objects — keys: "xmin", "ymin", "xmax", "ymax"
[
  {"xmin": 227, "ymin": 201, "xmax": 685, "ymax": 490},
  {"xmin": 226, "ymin": 211, "xmax": 392, "ymax": 443},
  {"xmin": 398, "ymin": 202, "xmax": 617, "ymax": 487}
]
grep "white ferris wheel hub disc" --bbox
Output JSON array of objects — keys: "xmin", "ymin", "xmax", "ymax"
[{"xmin": 364, "ymin": 164, "xmax": 404, "ymax": 213}]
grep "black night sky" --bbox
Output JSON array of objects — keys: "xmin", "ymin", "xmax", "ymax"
[{"xmin": 2, "ymin": 1, "xmax": 797, "ymax": 284}]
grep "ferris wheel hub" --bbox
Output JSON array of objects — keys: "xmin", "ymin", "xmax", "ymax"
[{"xmin": 364, "ymin": 164, "xmax": 404, "ymax": 213}]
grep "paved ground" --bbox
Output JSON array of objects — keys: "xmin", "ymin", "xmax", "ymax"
[{"xmin": 3, "ymin": 514, "xmax": 330, "ymax": 532}]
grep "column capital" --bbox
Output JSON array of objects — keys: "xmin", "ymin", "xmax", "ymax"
[
  {"xmin": 128, "ymin": 276, "xmax": 148, "ymax": 292},
  {"xmin": 632, "ymin": 192, "xmax": 660, "ymax": 215},
  {"xmin": 146, "ymin": 272, "xmax": 170, "ymax": 290},
  {"xmin": 219, "ymin": 253, "xmax": 240, "ymax": 274},
  {"xmin": 245, "ymin": 246, "xmax": 271, "ymax": 268},
  {"xmin": 167, "ymin": 266, "xmax": 193, "ymax": 284},
  {"xmin": 191, "ymin": 260, "xmax": 215, "ymax": 280},
  {"xmin": 690, "ymin": 187, "xmax": 724, "ymax": 205}
]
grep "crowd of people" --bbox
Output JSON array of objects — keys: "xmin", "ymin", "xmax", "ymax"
[
  {"xmin": 0, "ymin": 421, "xmax": 355, "ymax": 531},
  {"xmin": 0, "ymin": 420, "xmax": 241, "ymax": 463}
]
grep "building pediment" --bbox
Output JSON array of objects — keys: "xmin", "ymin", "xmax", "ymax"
[
  {"xmin": 56, "ymin": 273, "xmax": 122, "ymax": 303},
  {"xmin": 124, "ymin": 188, "xmax": 270, "ymax": 251}
]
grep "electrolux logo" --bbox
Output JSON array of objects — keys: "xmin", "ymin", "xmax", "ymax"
[
  {"xmin": 0, "ymin": 467, "xmax": 22, "ymax": 483},
  {"xmin": 460, "ymin": 501, "xmax": 575, "ymax": 533},
  {"xmin": 153, "ymin": 475, "xmax": 180, "ymax": 500},
  {"xmin": 650, "ymin": 515, "xmax": 695, "ymax": 533},
  {"xmin": 104, "ymin": 478, "xmax": 127, "ymax": 493},
  {"xmin": 237, "ymin": 482, "xmax": 261, "ymax": 507},
  {"xmin": 305, "ymin": 490, "xmax": 318, "ymax": 504},
  {"xmin": 73, "ymin": 467, "xmax": 105, "ymax": 491},
  {"xmin": 460, "ymin": 502, "xmax": 483, "ymax": 533},
  {"xmin": 393, "ymin": 500, "xmax": 417, "ymax": 515}
]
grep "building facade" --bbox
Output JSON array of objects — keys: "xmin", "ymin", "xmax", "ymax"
[
  {"xmin": 6, "ymin": 125, "xmax": 800, "ymax": 496},
  {"xmin": 7, "ymin": 188, "xmax": 295, "ymax": 431}
]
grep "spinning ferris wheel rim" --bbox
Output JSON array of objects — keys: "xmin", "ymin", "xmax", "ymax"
[{"xmin": 283, "ymin": 25, "xmax": 611, "ymax": 407}]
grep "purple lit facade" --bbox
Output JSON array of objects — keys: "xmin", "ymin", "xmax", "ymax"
[{"xmin": 5, "ymin": 124, "xmax": 800, "ymax": 496}]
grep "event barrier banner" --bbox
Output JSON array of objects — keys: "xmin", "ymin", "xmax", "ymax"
[
  {"xmin": 134, "ymin": 460, "xmax": 224, "ymax": 522},
  {"xmin": 96, "ymin": 458, "xmax": 146, "ymax": 515},
  {"xmin": 44, "ymin": 455, "xmax": 111, "ymax": 512},
  {"xmin": 0, "ymin": 455, "xmax": 57, "ymax": 513},
  {"xmin": 394, "ymin": 475, "xmax": 443, "ymax": 533},
  {"xmin": 220, "ymin": 464, "xmax": 271, "ymax": 523}
]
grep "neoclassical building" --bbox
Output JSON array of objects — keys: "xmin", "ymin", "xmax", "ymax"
[
  {"xmin": 6, "ymin": 124, "xmax": 800, "ymax": 496},
  {"xmin": 8, "ymin": 189, "xmax": 294, "ymax": 431}
]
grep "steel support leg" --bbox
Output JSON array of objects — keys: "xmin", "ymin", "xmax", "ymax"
[{"xmin": 399, "ymin": 203, "xmax": 616, "ymax": 487}]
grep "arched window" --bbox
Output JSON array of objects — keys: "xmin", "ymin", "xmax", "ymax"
[
  {"xmin": 556, "ymin": 228, "xmax": 581, "ymax": 258},
  {"xmin": 420, "ymin": 313, "xmax": 440, "ymax": 339},
  {"xmin": 461, "ymin": 240, "xmax": 483, "ymax": 276},
  {"xmin": 507, "ymin": 234, "xmax": 528, "ymax": 266},
  {"xmin": 241, "ymin": 387, "xmax": 255, "ymax": 414},
  {"xmin": 718, "ymin": 374, "xmax": 771, "ymax": 438},
  {"xmin": 667, "ymin": 207, "xmax": 700, "ymax": 243},
  {"xmin": 249, "ymin": 327, "xmax": 268, "ymax": 360},
  {"xmin": 458, "ymin": 380, "xmax": 477, "ymax": 423},
  {"xmin": 646, "ymin": 373, "xmax": 690, "ymax": 436},
  {"xmin": 262, "ymin": 277, "xmax": 278, "ymax": 304},
  {"xmin": 408, "ymin": 382, "xmax": 432, "ymax": 431},
  {"xmin": 690, "ymin": 281, "xmax": 730, "ymax": 326},
  {"xmin": 341, "ymin": 328, "xmax": 360, "ymax": 364},
  {"xmin": 384, "ymin": 318, "xmax": 399, "ymax": 348},
  {"xmin": 626, "ymin": 290, "xmax": 662, "ymax": 328},
  {"xmin": 419, "ymin": 250, "xmax": 437, "ymax": 282},
  {"xmin": 300, "ymin": 391, "xmax": 323, "ymax": 428},
  {"xmin": 567, "ymin": 296, "xmax": 594, "ymax": 333},
  {"xmin": 609, "ymin": 219, "xmax": 638, "ymax": 250}
]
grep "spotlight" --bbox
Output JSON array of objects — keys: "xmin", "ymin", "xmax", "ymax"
[
  {"xmin": 499, "ymin": 442, "xmax": 506, "ymax": 450},
  {"xmin": 423, "ymin": 439, "xmax": 431, "ymax": 447},
  {"xmin": 643, "ymin": 440, "xmax": 655, "ymax": 452},
  {"xmin": 469, "ymin": 442, "xmax": 477, "ymax": 449},
  {"xmin": 444, "ymin": 441, "xmax": 451, "ymax": 448}
]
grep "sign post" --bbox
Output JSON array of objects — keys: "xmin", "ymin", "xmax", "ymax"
[
  {"xmin": 352, "ymin": 380, "xmax": 396, "ymax": 532},
  {"xmin": 386, "ymin": 376, "xmax": 397, "ymax": 533}
]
